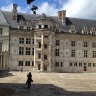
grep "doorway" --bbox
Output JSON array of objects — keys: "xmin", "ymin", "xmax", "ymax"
[
  {"xmin": 43, "ymin": 65, "xmax": 47, "ymax": 71},
  {"xmin": 84, "ymin": 66, "xmax": 87, "ymax": 71},
  {"xmin": 38, "ymin": 64, "xmax": 41, "ymax": 70}
]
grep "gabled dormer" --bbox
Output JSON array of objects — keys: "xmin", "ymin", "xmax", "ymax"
[
  {"xmin": 90, "ymin": 26, "xmax": 96, "ymax": 35},
  {"xmin": 82, "ymin": 26, "xmax": 88, "ymax": 34},
  {"xmin": 69, "ymin": 24, "xmax": 76, "ymax": 33}
]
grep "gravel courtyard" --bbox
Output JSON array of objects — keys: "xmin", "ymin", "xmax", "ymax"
[{"xmin": 0, "ymin": 72, "xmax": 96, "ymax": 96}]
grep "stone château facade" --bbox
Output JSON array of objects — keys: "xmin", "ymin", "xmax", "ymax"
[{"xmin": 0, "ymin": 4, "xmax": 96, "ymax": 72}]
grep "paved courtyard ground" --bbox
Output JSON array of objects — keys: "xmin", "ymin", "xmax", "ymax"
[{"xmin": 0, "ymin": 72, "xmax": 96, "ymax": 96}]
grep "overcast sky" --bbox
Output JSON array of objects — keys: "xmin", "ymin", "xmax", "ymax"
[{"xmin": 0, "ymin": 0, "xmax": 96, "ymax": 20}]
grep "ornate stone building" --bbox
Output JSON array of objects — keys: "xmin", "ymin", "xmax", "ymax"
[{"xmin": 0, "ymin": 4, "xmax": 96, "ymax": 72}]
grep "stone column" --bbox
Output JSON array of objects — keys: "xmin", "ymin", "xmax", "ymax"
[
  {"xmin": 41, "ymin": 34, "xmax": 44, "ymax": 72},
  {"xmin": 3, "ymin": 55, "xmax": 5, "ymax": 68},
  {"xmin": 34, "ymin": 35, "xmax": 36, "ymax": 69},
  {"xmin": 40, "ymin": 60, "xmax": 43, "ymax": 71}
]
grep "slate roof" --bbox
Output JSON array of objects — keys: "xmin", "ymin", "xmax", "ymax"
[
  {"xmin": 0, "ymin": 10, "xmax": 9, "ymax": 26},
  {"xmin": 1, "ymin": 10, "xmax": 96, "ymax": 33}
]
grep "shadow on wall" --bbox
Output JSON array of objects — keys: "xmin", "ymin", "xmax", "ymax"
[{"xmin": 0, "ymin": 83, "xmax": 96, "ymax": 96}]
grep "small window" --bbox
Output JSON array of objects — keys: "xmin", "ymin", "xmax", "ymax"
[
  {"xmin": 84, "ymin": 63, "xmax": 87, "ymax": 66},
  {"xmin": 44, "ymin": 54, "xmax": 47, "ymax": 60},
  {"xmin": 38, "ymin": 42, "xmax": 41, "ymax": 48},
  {"xmin": 44, "ymin": 35, "xmax": 48, "ymax": 38},
  {"xmin": 55, "ymin": 49, "xmax": 59, "ymax": 56},
  {"xmin": 71, "ymin": 50, "xmax": 75, "ymax": 57},
  {"xmin": 0, "ymin": 42, "xmax": 2, "ymax": 52},
  {"xmin": 19, "ymin": 61, "xmax": 23, "ymax": 66},
  {"xmin": 44, "ymin": 44, "xmax": 48, "ymax": 49},
  {"xmin": 79, "ymin": 62, "xmax": 82, "ymax": 67},
  {"xmin": 19, "ymin": 26, "xmax": 24, "ymax": 29},
  {"xmin": 92, "ymin": 32, "xmax": 95, "ymax": 35},
  {"xmin": 19, "ymin": 47, "xmax": 24, "ymax": 55},
  {"xmin": 56, "ymin": 40, "xmax": 60, "ymax": 46},
  {"xmin": 26, "ymin": 47, "xmax": 30, "ymax": 55},
  {"xmin": 39, "ymin": 25, "xmax": 42, "ymax": 29},
  {"xmin": 25, "ymin": 61, "xmax": 30, "ymax": 66},
  {"xmin": 56, "ymin": 29, "xmax": 59, "ymax": 32},
  {"xmin": 74, "ymin": 62, "xmax": 77, "ymax": 66},
  {"xmin": 55, "ymin": 62, "xmax": 59, "ymax": 67},
  {"xmin": 88, "ymin": 63, "xmax": 91, "ymax": 67},
  {"xmin": 84, "ymin": 50, "xmax": 88, "ymax": 57},
  {"xmin": 93, "ymin": 63, "xmax": 96, "ymax": 67},
  {"xmin": 32, "ymin": 48, "xmax": 34, "ymax": 55},
  {"xmin": 38, "ymin": 53, "xmax": 41, "ymax": 58},
  {"xmin": 69, "ymin": 62, "xmax": 73, "ymax": 66},
  {"xmin": 33, "ymin": 39, "xmax": 34, "ymax": 44},
  {"xmin": 44, "ymin": 25, "xmax": 48, "ymax": 28},
  {"xmin": 27, "ymin": 27, "xmax": 31, "ymax": 30},
  {"xmin": 19, "ymin": 38, "xmax": 24, "ymax": 44},
  {"xmin": 92, "ymin": 43, "xmax": 96, "ymax": 48},
  {"xmin": 50, "ymin": 26, "xmax": 52, "ymax": 30},
  {"xmin": 71, "ymin": 41, "xmax": 76, "ymax": 46},
  {"xmin": 93, "ymin": 51, "xmax": 96, "ymax": 58},
  {"xmin": 61, "ymin": 62, "xmax": 63, "ymax": 67},
  {"xmin": 26, "ymin": 38, "xmax": 31, "ymax": 44},
  {"xmin": 84, "ymin": 42, "xmax": 88, "ymax": 47},
  {"xmin": 32, "ymin": 61, "xmax": 34, "ymax": 66}
]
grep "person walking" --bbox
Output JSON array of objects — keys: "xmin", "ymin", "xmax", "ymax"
[{"xmin": 26, "ymin": 72, "xmax": 33, "ymax": 88}]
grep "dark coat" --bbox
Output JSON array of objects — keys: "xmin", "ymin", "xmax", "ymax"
[{"xmin": 26, "ymin": 73, "xmax": 33, "ymax": 84}]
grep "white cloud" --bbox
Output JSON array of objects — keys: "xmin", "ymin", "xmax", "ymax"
[
  {"xmin": 37, "ymin": 0, "xmax": 96, "ymax": 19},
  {"xmin": 62, "ymin": 0, "xmax": 96, "ymax": 19},
  {"xmin": 1, "ymin": 0, "xmax": 96, "ymax": 19},
  {"xmin": 37, "ymin": 2, "xmax": 58, "ymax": 16}
]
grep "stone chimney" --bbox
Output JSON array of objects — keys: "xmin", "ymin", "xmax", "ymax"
[
  {"xmin": 12, "ymin": 4, "xmax": 17, "ymax": 21},
  {"xmin": 58, "ymin": 10, "xmax": 66, "ymax": 25}
]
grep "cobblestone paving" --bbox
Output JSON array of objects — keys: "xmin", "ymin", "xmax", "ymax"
[{"xmin": 0, "ymin": 72, "xmax": 96, "ymax": 96}]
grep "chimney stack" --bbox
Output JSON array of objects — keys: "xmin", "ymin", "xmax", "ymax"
[
  {"xmin": 58, "ymin": 10, "xmax": 66, "ymax": 25},
  {"xmin": 12, "ymin": 4, "xmax": 17, "ymax": 22}
]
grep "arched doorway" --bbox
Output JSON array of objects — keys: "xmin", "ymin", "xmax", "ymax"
[
  {"xmin": 43, "ymin": 65, "xmax": 47, "ymax": 71},
  {"xmin": 84, "ymin": 66, "xmax": 87, "ymax": 71},
  {"xmin": 38, "ymin": 64, "xmax": 41, "ymax": 70}
]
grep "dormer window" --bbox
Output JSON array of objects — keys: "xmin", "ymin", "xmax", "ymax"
[
  {"xmin": 56, "ymin": 29, "xmax": 59, "ymax": 32},
  {"xmin": 27, "ymin": 27, "xmax": 31, "ymax": 31},
  {"xmin": 19, "ymin": 26, "xmax": 24, "ymax": 30},
  {"xmin": 92, "ymin": 32, "xmax": 95, "ymax": 35},
  {"xmin": 50, "ymin": 26, "xmax": 52, "ymax": 29},
  {"xmin": 82, "ymin": 26, "xmax": 88, "ymax": 34},
  {"xmin": 90, "ymin": 27, "xmax": 96, "ymax": 35},
  {"xmin": 38, "ymin": 25, "xmax": 42, "ymax": 29},
  {"xmin": 69, "ymin": 25, "xmax": 76, "ymax": 33},
  {"xmin": 44, "ymin": 25, "xmax": 48, "ymax": 28}
]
